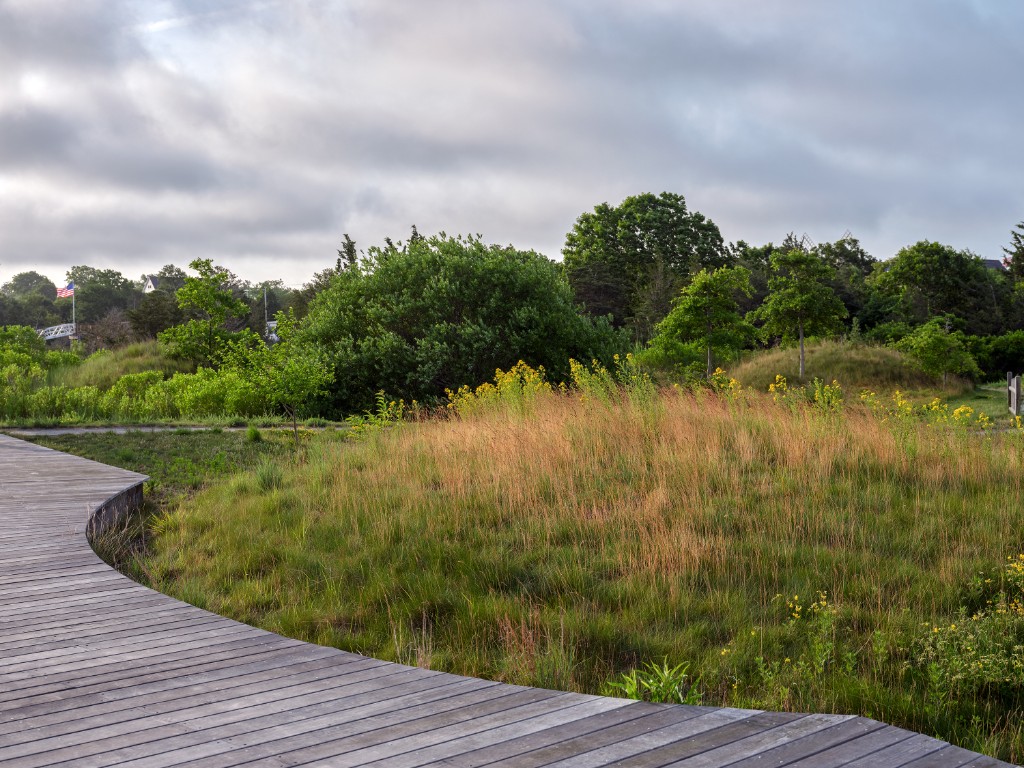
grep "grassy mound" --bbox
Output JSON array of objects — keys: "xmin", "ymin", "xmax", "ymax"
[
  {"xmin": 53, "ymin": 340, "xmax": 193, "ymax": 390},
  {"xmin": 731, "ymin": 339, "xmax": 966, "ymax": 393},
  {"xmin": 136, "ymin": 390, "xmax": 1024, "ymax": 761}
]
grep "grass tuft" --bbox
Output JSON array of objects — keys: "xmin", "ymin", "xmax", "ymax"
[{"xmin": 254, "ymin": 458, "xmax": 284, "ymax": 492}]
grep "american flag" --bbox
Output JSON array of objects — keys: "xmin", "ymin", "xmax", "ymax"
[{"xmin": 56, "ymin": 282, "xmax": 74, "ymax": 298}]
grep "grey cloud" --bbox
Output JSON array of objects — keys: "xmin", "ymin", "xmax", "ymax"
[
  {"xmin": 2, "ymin": 0, "xmax": 1023, "ymax": 288},
  {"xmin": 0, "ymin": 0, "xmax": 140, "ymax": 75},
  {"xmin": 0, "ymin": 107, "xmax": 78, "ymax": 166}
]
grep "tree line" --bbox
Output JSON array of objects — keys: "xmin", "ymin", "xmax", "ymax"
[
  {"xmin": 3, "ymin": 190, "xmax": 1023, "ymax": 421},
  {"xmin": 0, "ymin": 263, "xmax": 303, "ymax": 353}
]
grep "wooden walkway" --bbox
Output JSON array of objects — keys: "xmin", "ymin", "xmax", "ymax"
[{"xmin": 0, "ymin": 433, "xmax": 1014, "ymax": 767}]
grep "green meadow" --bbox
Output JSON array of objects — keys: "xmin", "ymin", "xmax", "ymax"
[{"xmin": 37, "ymin": 369, "xmax": 1024, "ymax": 764}]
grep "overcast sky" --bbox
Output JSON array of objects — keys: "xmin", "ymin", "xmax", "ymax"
[{"xmin": 2, "ymin": 0, "xmax": 1022, "ymax": 288}]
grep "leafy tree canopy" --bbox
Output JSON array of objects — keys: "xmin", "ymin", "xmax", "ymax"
[
  {"xmin": 158, "ymin": 259, "xmax": 249, "ymax": 367},
  {"xmin": 1, "ymin": 271, "xmax": 57, "ymax": 301},
  {"xmin": 563, "ymin": 192, "xmax": 730, "ymax": 340},
  {"xmin": 300, "ymin": 232, "xmax": 628, "ymax": 414},
  {"xmin": 1004, "ymin": 222, "xmax": 1024, "ymax": 283},
  {"xmin": 63, "ymin": 266, "xmax": 140, "ymax": 324},
  {"xmin": 128, "ymin": 290, "xmax": 184, "ymax": 339},
  {"xmin": 814, "ymin": 235, "xmax": 876, "ymax": 328},
  {"xmin": 897, "ymin": 316, "xmax": 980, "ymax": 385},
  {"xmin": 748, "ymin": 249, "xmax": 848, "ymax": 378},
  {"xmin": 872, "ymin": 241, "xmax": 1007, "ymax": 335},
  {"xmin": 649, "ymin": 266, "xmax": 754, "ymax": 377}
]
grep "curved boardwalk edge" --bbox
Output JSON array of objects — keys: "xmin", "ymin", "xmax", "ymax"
[{"xmin": 0, "ymin": 433, "xmax": 1013, "ymax": 767}]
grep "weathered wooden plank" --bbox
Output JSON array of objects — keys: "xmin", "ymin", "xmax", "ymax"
[
  {"xmin": 0, "ymin": 642, "xmax": 338, "ymax": 723},
  {"xmin": 0, "ymin": 624, "xmax": 271, "ymax": 686},
  {"xmin": 135, "ymin": 684, "xmax": 558, "ymax": 768},
  {"xmin": 840, "ymin": 734, "xmax": 956, "ymax": 767},
  {"xmin": 335, "ymin": 696, "xmax": 633, "ymax": 768},
  {"xmin": 0, "ymin": 603, "xmax": 213, "ymax": 650},
  {"xmin": 958, "ymin": 756, "xmax": 1019, "ymax": 768},
  {"xmin": 447, "ymin": 705, "xmax": 714, "ymax": 768},
  {"xmin": 901, "ymin": 745, "xmax": 1010, "ymax": 767},
  {"xmin": 779, "ymin": 725, "xmax": 915, "ymax": 767},
  {"xmin": 0, "ymin": 654, "xmax": 380, "ymax": 739},
  {"xmin": 722, "ymin": 716, "xmax": 886, "ymax": 767},
  {"xmin": 67, "ymin": 676, "xmax": 490, "ymax": 768},
  {"xmin": 491, "ymin": 708, "xmax": 769, "ymax": 768},
  {"xmin": 8, "ymin": 676, "xmax": 507, "ymax": 768},
  {"xmin": 405, "ymin": 700, "xmax": 664, "ymax": 768},
  {"xmin": 641, "ymin": 714, "xmax": 854, "ymax": 768},
  {"xmin": 0, "ymin": 634, "xmax": 296, "ymax": 712}
]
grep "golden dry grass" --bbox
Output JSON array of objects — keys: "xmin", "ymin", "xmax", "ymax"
[{"xmin": 140, "ymin": 387, "xmax": 1024, "ymax": 760}]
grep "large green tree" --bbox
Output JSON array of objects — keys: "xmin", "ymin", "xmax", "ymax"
[
  {"xmin": 1004, "ymin": 222, "xmax": 1024, "ymax": 283},
  {"xmin": 299, "ymin": 232, "xmax": 627, "ymax": 414},
  {"xmin": 650, "ymin": 266, "xmax": 754, "ymax": 377},
  {"xmin": 815, "ymin": 235, "xmax": 876, "ymax": 325},
  {"xmin": 0, "ymin": 272, "xmax": 58, "ymax": 328},
  {"xmin": 128, "ymin": 290, "xmax": 184, "ymax": 339},
  {"xmin": 872, "ymin": 241, "xmax": 1008, "ymax": 336},
  {"xmin": 158, "ymin": 259, "xmax": 249, "ymax": 367},
  {"xmin": 897, "ymin": 317, "xmax": 980, "ymax": 386},
  {"xmin": 563, "ymin": 192, "xmax": 729, "ymax": 340},
  {"xmin": 1, "ymin": 271, "xmax": 57, "ymax": 301},
  {"xmin": 749, "ymin": 249, "xmax": 848, "ymax": 378},
  {"xmin": 64, "ymin": 266, "xmax": 140, "ymax": 324}
]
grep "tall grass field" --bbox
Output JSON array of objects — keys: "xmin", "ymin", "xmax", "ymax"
[{"xmin": 119, "ymin": 371, "xmax": 1024, "ymax": 763}]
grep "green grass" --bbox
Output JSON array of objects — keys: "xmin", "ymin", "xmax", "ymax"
[
  {"xmin": 731, "ymin": 339, "xmax": 968, "ymax": 394},
  {"xmin": 22, "ymin": 428, "xmax": 303, "ymax": 577},
  {"xmin": 50, "ymin": 340, "xmax": 193, "ymax": 390},
  {"xmin": 124, "ymin": 389, "xmax": 1024, "ymax": 762},
  {"xmin": 25, "ymin": 428, "xmax": 305, "ymax": 506},
  {"xmin": 945, "ymin": 383, "xmax": 1011, "ymax": 424}
]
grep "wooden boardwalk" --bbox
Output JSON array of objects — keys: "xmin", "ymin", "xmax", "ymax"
[{"xmin": 0, "ymin": 433, "xmax": 1014, "ymax": 767}]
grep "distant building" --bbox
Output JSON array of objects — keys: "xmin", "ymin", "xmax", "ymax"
[
  {"xmin": 142, "ymin": 275, "xmax": 160, "ymax": 293},
  {"xmin": 981, "ymin": 258, "xmax": 1007, "ymax": 273}
]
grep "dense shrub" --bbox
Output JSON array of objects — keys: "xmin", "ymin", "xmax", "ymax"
[
  {"xmin": 299, "ymin": 233, "xmax": 628, "ymax": 415},
  {"xmin": 966, "ymin": 331, "xmax": 1024, "ymax": 380}
]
